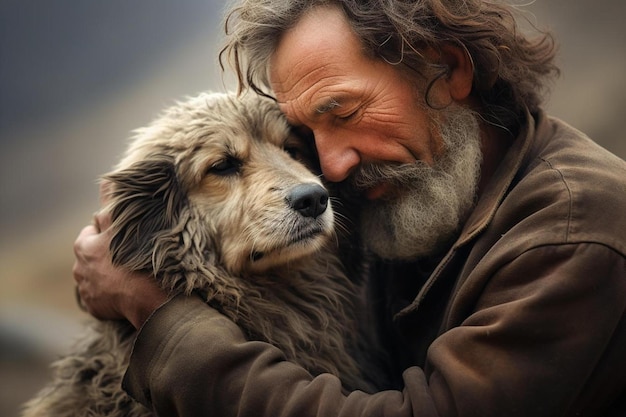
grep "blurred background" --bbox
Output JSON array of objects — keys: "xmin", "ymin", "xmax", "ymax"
[{"xmin": 1, "ymin": 1, "xmax": 624, "ymax": 415}]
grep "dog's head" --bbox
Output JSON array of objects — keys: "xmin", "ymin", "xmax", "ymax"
[{"xmin": 101, "ymin": 92, "xmax": 333, "ymax": 293}]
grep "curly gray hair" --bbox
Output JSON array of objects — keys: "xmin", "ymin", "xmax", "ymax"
[{"xmin": 220, "ymin": 0, "xmax": 559, "ymax": 132}]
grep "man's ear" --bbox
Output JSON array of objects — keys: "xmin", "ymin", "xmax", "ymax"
[
  {"xmin": 103, "ymin": 154, "xmax": 187, "ymax": 271},
  {"xmin": 421, "ymin": 43, "xmax": 474, "ymax": 107},
  {"xmin": 439, "ymin": 43, "xmax": 474, "ymax": 101},
  {"xmin": 423, "ymin": 43, "xmax": 474, "ymax": 107}
]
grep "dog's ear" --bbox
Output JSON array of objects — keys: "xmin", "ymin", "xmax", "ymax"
[
  {"xmin": 102, "ymin": 153, "xmax": 242, "ymax": 300},
  {"xmin": 103, "ymin": 154, "xmax": 186, "ymax": 272}
]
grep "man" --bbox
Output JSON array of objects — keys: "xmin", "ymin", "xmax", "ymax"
[{"xmin": 73, "ymin": 1, "xmax": 626, "ymax": 416}]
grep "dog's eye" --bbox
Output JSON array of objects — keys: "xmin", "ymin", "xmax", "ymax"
[{"xmin": 208, "ymin": 157, "xmax": 241, "ymax": 176}]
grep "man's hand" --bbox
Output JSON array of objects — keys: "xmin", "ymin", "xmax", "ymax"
[{"xmin": 73, "ymin": 182, "xmax": 168, "ymax": 329}]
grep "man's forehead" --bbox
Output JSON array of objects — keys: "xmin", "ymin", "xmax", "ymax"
[{"xmin": 268, "ymin": 5, "xmax": 358, "ymax": 90}]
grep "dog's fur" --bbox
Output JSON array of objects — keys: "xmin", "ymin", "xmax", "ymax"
[{"xmin": 22, "ymin": 92, "xmax": 385, "ymax": 417}]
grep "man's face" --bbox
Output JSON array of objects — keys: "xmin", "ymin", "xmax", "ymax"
[{"xmin": 269, "ymin": 5, "xmax": 482, "ymax": 259}]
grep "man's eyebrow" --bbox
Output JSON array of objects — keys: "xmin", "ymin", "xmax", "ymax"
[{"xmin": 314, "ymin": 97, "xmax": 342, "ymax": 115}]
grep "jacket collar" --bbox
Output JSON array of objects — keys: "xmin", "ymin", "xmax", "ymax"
[
  {"xmin": 393, "ymin": 109, "xmax": 541, "ymax": 323},
  {"xmin": 454, "ymin": 108, "xmax": 538, "ymax": 249}
]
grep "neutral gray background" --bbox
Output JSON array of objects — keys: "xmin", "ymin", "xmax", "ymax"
[{"xmin": 1, "ymin": 1, "xmax": 625, "ymax": 415}]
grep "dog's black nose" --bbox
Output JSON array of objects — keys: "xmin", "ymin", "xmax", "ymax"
[{"xmin": 287, "ymin": 183, "xmax": 329, "ymax": 218}]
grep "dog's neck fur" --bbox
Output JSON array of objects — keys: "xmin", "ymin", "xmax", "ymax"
[{"xmin": 167, "ymin": 238, "xmax": 369, "ymax": 392}]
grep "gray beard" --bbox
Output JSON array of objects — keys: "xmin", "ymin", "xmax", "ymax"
[{"xmin": 349, "ymin": 105, "xmax": 483, "ymax": 260}]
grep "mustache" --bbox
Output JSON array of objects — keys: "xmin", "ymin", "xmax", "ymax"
[
  {"xmin": 351, "ymin": 160, "xmax": 433, "ymax": 189},
  {"xmin": 332, "ymin": 160, "xmax": 434, "ymax": 201}
]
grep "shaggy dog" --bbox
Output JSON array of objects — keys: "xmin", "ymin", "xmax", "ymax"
[{"xmin": 22, "ymin": 92, "xmax": 383, "ymax": 417}]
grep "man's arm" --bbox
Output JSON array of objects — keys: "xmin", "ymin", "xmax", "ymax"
[{"xmin": 122, "ymin": 293, "xmax": 432, "ymax": 417}]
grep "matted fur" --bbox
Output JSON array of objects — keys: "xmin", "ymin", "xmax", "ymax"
[{"xmin": 22, "ymin": 92, "xmax": 382, "ymax": 417}]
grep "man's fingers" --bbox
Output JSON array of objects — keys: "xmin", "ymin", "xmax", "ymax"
[
  {"xmin": 73, "ymin": 223, "xmax": 110, "ymax": 255},
  {"xmin": 93, "ymin": 209, "xmax": 113, "ymax": 233},
  {"xmin": 73, "ymin": 223, "xmax": 111, "ymax": 283},
  {"xmin": 75, "ymin": 224, "xmax": 98, "ymax": 241},
  {"xmin": 74, "ymin": 224, "xmax": 98, "ymax": 263},
  {"xmin": 72, "ymin": 260, "xmax": 83, "ymax": 285},
  {"xmin": 75, "ymin": 285, "xmax": 87, "ymax": 311}
]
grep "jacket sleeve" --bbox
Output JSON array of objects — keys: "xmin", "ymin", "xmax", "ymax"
[
  {"xmin": 122, "ymin": 294, "xmax": 438, "ymax": 417},
  {"xmin": 122, "ymin": 243, "xmax": 626, "ymax": 417}
]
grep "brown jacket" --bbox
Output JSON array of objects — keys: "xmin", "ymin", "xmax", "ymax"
[{"xmin": 123, "ymin": 111, "xmax": 626, "ymax": 417}]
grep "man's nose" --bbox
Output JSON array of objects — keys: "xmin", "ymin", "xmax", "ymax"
[{"xmin": 314, "ymin": 132, "xmax": 360, "ymax": 183}]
